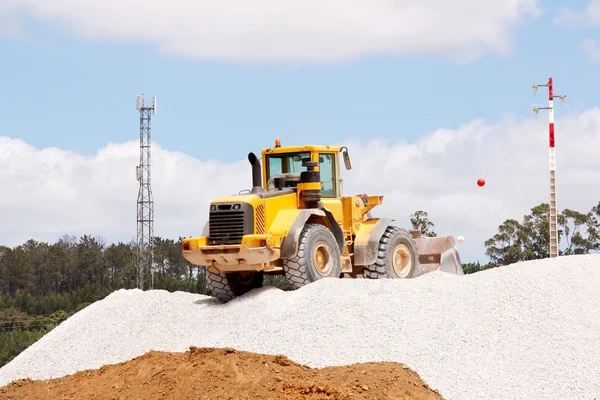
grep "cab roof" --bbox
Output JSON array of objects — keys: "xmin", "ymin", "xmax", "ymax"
[{"xmin": 262, "ymin": 144, "xmax": 343, "ymax": 155}]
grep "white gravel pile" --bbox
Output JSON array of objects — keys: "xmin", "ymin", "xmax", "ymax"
[{"xmin": 1, "ymin": 254, "xmax": 600, "ymax": 399}]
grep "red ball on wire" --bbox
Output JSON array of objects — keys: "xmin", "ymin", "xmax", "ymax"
[{"xmin": 477, "ymin": 178, "xmax": 485, "ymax": 187}]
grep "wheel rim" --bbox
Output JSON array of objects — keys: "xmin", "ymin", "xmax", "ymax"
[
  {"xmin": 314, "ymin": 241, "xmax": 333, "ymax": 276},
  {"xmin": 392, "ymin": 244, "xmax": 412, "ymax": 278},
  {"xmin": 236, "ymin": 272, "xmax": 254, "ymax": 285}
]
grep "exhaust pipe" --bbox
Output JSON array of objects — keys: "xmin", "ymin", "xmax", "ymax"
[{"xmin": 248, "ymin": 152, "xmax": 263, "ymax": 194}]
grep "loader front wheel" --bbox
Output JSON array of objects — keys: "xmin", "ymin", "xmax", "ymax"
[
  {"xmin": 283, "ymin": 223, "xmax": 342, "ymax": 289},
  {"xmin": 206, "ymin": 269, "xmax": 264, "ymax": 302},
  {"xmin": 363, "ymin": 226, "xmax": 419, "ymax": 279}
]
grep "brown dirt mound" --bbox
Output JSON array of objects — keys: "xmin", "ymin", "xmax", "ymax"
[{"xmin": 0, "ymin": 347, "xmax": 444, "ymax": 399}]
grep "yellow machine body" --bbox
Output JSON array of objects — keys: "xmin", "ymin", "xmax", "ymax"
[{"xmin": 182, "ymin": 142, "xmax": 462, "ymax": 278}]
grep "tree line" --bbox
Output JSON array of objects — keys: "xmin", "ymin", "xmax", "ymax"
[
  {"xmin": 0, "ymin": 235, "xmax": 208, "ymax": 368},
  {"xmin": 1, "ymin": 200, "xmax": 598, "ymax": 368}
]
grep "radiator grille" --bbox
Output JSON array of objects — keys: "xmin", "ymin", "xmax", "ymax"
[
  {"xmin": 209, "ymin": 210, "xmax": 245, "ymax": 244},
  {"xmin": 255, "ymin": 204, "xmax": 266, "ymax": 234}
]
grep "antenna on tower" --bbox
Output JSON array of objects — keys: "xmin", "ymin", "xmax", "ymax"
[{"xmin": 135, "ymin": 93, "xmax": 156, "ymax": 289}]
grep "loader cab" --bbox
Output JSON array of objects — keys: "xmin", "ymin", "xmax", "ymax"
[{"xmin": 261, "ymin": 142, "xmax": 351, "ymax": 199}]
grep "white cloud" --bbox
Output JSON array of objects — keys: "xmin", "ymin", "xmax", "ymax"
[
  {"xmin": 0, "ymin": 0, "xmax": 541, "ymax": 63},
  {"xmin": 554, "ymin": 1, "xmax": 600, "ymax": 64},
  {"xmin": 2, "ymin": 108, "xmax": 600, "ymax": 263},
  {"xmin": 554, "ymin": 0, "xmax": 600, "ymax": 28},
  {"xmin": 579, "ymin": 39, "xmax": 600, "ymax": 63}
]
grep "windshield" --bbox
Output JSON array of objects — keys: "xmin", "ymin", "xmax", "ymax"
[
  {"xmin": 265, "ymin": 152, "xmax": 336, "ymax": 198},
  {"xmin": 266, "ymin": 152, "xmax": 311, "ymax": 180}
]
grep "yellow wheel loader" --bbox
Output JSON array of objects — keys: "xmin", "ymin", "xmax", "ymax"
[{"xmin": 182, "ymin": 141, "xmax": 463, "ymax": 302}]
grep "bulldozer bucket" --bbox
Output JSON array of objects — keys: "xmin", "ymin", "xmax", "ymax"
[{"xmin": 409, "ymin": 230, "xmax": 464, "ymax": 276}]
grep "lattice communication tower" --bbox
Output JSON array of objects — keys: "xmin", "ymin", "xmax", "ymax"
[{"xmin": 135, "ymin": 94, "xmax": 156, "ymax": 289}]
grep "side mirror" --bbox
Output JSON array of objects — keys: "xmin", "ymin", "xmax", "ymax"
[{"xmin": 342, "ymin": 147, "xmax": 351, "ymax": 170}]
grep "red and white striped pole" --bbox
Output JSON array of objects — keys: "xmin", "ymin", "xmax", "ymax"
[
  {"xmin": 533, "ymin": 77, "xmax": 566, "ymax": 258},
  {"xmin": 547, "ymin": 78, "xmax": 558, "ymax": 258}
]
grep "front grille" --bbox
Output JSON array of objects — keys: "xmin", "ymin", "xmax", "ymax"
[
  {"xmin": 208, "ymin": 202, "xmax": 254, "ymax": 245},
  {"xmin": 209, "ymin": 210, "xmax": 244, "ymax": 244}
]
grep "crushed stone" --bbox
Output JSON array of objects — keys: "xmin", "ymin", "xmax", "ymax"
[{"xmin": 0, "ymin": 254, "xmax": 599, "ymax": 400}]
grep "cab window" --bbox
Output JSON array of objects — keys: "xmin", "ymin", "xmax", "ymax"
[
  {"xmin": 266, "ymin": 152, "xmax": 310, "ymax": 180},
  {"xmin": 266, "ymin": 152, "xmax": 336, "ymax": 198},
  {"xmin": 319, "ymin": 153, "xmax": 336, "ymax": 198}
]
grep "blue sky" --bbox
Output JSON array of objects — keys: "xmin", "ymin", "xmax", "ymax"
[
  {"xmin": 1, "ymin": 0, "xmax": 596, "ymax": 161},
  {"xmin": 1, "ymin": 0, "xmax": 600, "ymax": 263}
]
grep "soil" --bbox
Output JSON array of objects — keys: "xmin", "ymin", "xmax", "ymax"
[{"xmin": 0, "ymin": 347, "xmax": 444, "ymax": 399}]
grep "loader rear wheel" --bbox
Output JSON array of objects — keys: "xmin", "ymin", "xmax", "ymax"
[
  {"xmin": 206, "ymin": 269, "xmax": 264, "ymax": 303},
  {"xmin": 363, "ymin": 226, "xmax": 419, "ymax": 279},
  {"xmin": 283, "ymin": 223, "xmax": 342, "ymax": 289}
]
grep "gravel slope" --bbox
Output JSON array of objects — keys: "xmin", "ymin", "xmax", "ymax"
[{"xmin": 1, "ymin": 254, "xmax": 599, "ymax": 400}]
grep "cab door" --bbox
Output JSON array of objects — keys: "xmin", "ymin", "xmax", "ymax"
[{"xmin": 317, "ymin": 152, "xmax": 343, "ymax": 224}]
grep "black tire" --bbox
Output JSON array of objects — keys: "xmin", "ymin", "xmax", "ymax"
[
  {"xmin": 206, "ymin": 269, "xmax": 264, "ymax": 302},
  {"xmin": 363, "ymin": 226, "xmax": 419, "ymax": 279},
  {"xmin": 283, "ymin": 223, "xmax": 342, "ymax": 289}
]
